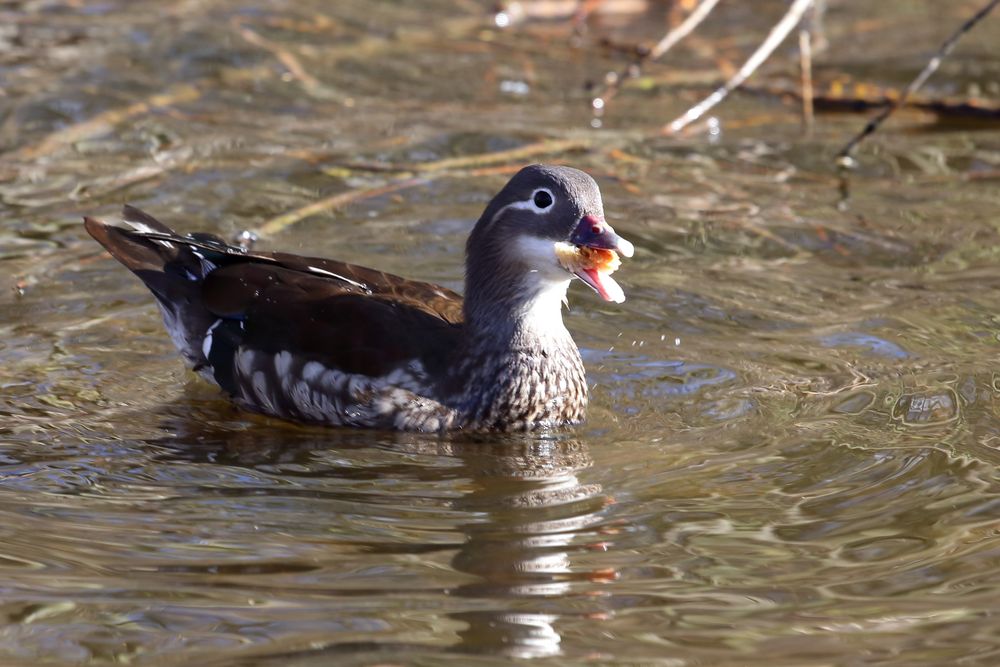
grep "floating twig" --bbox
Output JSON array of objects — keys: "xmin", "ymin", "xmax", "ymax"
[
  {"xmin": 836, "ymin": 0, "xmax": 1000, "ymax": 162},
  {"xmin": 407, "ymin": 137, "xmax": 589, "ymax": 172},
  {"xmin": 663, "ymin": 0, "xmax": 814, "ymax": 134}
]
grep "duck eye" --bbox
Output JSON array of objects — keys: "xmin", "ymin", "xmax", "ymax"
[{"xmin": 533, "ymin": 189, "xmax": 554, "ymax": 209}]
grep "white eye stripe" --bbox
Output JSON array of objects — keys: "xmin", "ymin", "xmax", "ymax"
[{"xmin": 487, "ymin": 188, "xmax": 557, "ymax": 224}]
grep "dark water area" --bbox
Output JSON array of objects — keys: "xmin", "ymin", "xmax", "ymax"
[{"xmin": 2, "ymin": 0, "xmax": 1000, "ymax": 664}]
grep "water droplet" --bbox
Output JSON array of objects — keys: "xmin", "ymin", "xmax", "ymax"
[
  {"xmin": 499, "ymin": 79, "xmax": 530, "ymax": 96},
  {"xmin": 837, "ymin": 154, "xmax": 859, "ymax": 170}
]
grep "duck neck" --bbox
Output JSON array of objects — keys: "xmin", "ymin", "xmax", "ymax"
[{"xmin": 449, "ymin": 274, "xmax": 588, "ymax": 430}]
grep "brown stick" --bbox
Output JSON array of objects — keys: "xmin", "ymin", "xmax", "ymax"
[
  {"xmin": 407, "ymin": 138, "xmax": 590, "ymax": 172},
  {"xmin": 331, "ymin": 137, "xmax": 591, "ymax": 175}
]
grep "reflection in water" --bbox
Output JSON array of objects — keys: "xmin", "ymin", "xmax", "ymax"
[
  {"xmin": 151, "ymin": 412, "xmax": 611, "ymax": 661},
  {"xmin": 447, "ymin": 439, "xmax": 608, "ymax": 658}
]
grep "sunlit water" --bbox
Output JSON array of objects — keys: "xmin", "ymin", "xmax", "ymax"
[{"xmin": 2, "ymin": 1, "xmax": 1000, "ymax": 664}]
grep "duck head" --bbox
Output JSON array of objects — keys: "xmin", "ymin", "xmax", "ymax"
[{"xmin": 464, "ymin": 164, "xmax": 633, "ymax": 325}]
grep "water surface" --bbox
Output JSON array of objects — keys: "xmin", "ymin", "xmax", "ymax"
[{"xmin": 2, "ymin": 1, "xmax": 1000, "ymax": 664}]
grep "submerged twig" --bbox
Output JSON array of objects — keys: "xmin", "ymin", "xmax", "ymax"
[
  {"xmin": 258, "ymin": 178, "xmax": 427, "ymax": 236},
  {"xmin": 261, "ymin": 138, "xmax": 591, "ymax": 235},
  {"xmin": 233, "ymin": 19, "xmax": 339, "ymax": 99},
  {"xmin": 7, "ymin": 66, "xmax": 273, "ymax": 163},
  {"xmin": 332, "ymin": 137, "xmax": 591, "ymax": 175},
  {"xmin": 10, "ymin": 84, "xmax": 200, "ymax": 161},
  {"xmin": 836, "ymin": 0, "xmax": 1000, "ymax": 161},
  {"xmin": 591, "ymin": 0, "xmax": 721, "ymax": 116},
  {"xmin": 403, "ymin": 137, "xmax": 589, "ymax": 173},
  {"xmin": 663, "ymin": 0, "xmax": 814, "ymax": 134}
]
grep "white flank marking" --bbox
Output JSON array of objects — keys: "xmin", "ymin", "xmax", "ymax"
[
  {"xmin": 274, "ymin": 350, "xmax": 292, "ymax": 379},
  {"xmin": 302, "ymin": 360, "xmax": 324, "ymax": 383},
  {"xmin": 202, "ymin": 319, "xmax": 223, "ymax": 361}
]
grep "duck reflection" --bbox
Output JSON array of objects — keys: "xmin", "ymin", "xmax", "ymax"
[
  {"xmin": 445, "ymin": 437, "xmax": 609, "ymax": 658},
  {"xmin": 149, "ymin": 402, "xmax": 613, "ymax": 660}
]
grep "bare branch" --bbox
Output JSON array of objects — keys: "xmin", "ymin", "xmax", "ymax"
[
  {"xmin": 837, "ymin": 0, "xmax": 1000, "ymax": 161},
  {"xmin": 663, "ymin": 0, "xmax": 814, "ymax": 135},
  {"xmin": 652, "ymin": 0, "xmax": 723, "ymax": 61},
  {"xmin": 592, "ymin": 0, "xmax": 722, "ymax": 116}
]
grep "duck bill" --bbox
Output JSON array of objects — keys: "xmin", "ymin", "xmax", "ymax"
[
  {"xmin": 568, "ymin": 215, "xmax": 633, "ymax": 304},
  {"xmin": 569, "ymin": 215, "xmax": 634, "ymax": 258}
]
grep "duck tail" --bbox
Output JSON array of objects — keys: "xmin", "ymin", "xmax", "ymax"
[{"xmin": 84, "ymin": 205, "xmax": 221, "ymax": 368}]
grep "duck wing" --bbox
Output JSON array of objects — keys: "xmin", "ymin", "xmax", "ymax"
[{"xmin": 86, "ymin": 206, "xmax": 464, "ymax": 426}]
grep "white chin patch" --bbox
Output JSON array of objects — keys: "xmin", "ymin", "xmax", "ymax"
[{"xmin": 515, "ymin": 236, "xmax": 626, "ymax": 303}]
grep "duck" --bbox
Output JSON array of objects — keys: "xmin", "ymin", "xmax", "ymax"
[{"xmin": 84, "ymin": 164, "xmax": 634, "ymax": 432}]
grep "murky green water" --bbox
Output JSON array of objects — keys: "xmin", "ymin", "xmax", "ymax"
[{"xmin": 2, "ymin": 0, "xmax": 1000, "ymax": 664}]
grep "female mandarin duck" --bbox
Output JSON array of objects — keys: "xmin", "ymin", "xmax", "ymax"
[{"xmin": 85, "ymin": 164, "xmax": 633, "ymax": 432}]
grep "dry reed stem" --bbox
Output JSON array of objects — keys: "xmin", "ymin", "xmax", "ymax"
[
  {"xmin": 333, "ymin": 137, "xmax": 591, "ymax": 175},
  {"xmin": 799, "ymin": 28, "xmax": 814, "ymax": 133}
]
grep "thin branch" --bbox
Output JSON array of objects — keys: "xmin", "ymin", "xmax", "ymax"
[
  {"xmin": 836, "ymin": 0, "xmax": 1000, "ymax": 161},
  {"xmin": 591, "ymin": 0, "xmax": 722, "ymax": 115},
  {"xmin": 649, "ymin": 0, "xmax": 723, "ymax": 62},
  {"xmin": 663, "ymin": 0, "xmax": 814, "ymax": 135}
]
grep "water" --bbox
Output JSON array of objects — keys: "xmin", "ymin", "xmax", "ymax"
[{"xmin": 2, "ymin": 0, "xmax": 1000, "ymax": 664}]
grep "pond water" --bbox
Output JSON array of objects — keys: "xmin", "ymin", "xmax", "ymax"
[{"xmin": 2, "ymin": 0, "xmax": 1000, "ymax": 664}]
